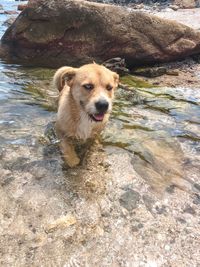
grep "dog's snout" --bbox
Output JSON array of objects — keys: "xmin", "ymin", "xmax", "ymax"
[{"xmin": 95, "ymin": 99, "xmax": 109, "ymax": 113}]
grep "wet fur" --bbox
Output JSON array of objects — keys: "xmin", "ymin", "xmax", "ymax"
[{"xmin": 53, "ymin": 63, "xmax": 119, "ymax": 167}]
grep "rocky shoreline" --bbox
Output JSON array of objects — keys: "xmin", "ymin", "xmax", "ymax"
[{"xmin": 131, "ymin": 57, "xmax": 200, "ymax": 88}]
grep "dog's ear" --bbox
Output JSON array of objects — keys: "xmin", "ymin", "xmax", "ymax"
[
  {"xmin": 53, "ymin": 66, "xmax": 77, "ymax": 92},
  {"xmin": 113, "ymin": 72, "xmax": 119, "ymax": 88}
]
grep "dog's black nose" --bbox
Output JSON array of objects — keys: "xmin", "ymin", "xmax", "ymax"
[{"xmin": 95, "ymin": 100, "xmax": 109, "ymax": 113}]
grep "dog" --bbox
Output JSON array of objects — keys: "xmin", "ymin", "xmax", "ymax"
[{"xmin": 53, "ymin": 63, "xmax": 119, "ymax": 167}]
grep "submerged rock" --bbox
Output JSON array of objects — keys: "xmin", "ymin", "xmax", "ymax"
[
  {"xmin": 132, "ymin": 66, "xmax": 167, "ymax": 77},
  {"xmin": 1, "ymin": 0, "xmax": 200, "ymax": 67},
  {"xmin": 119, "ymin": 189, "xmax": 141, "ymax": 211}
]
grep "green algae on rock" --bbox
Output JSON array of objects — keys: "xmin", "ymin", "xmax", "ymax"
[{"xmin": 120, "ymin": 75, "xmax": 153, "ymax": 88}]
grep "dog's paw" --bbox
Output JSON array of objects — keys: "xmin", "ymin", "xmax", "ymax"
[{"xmin": 65, "ymin": 156, "xmax": 80, "ymax": 168}]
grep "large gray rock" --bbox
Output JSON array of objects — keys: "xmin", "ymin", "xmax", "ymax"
[{"xmin": 1, "ymin": 0, "xmax": 200, "ymax": 68}]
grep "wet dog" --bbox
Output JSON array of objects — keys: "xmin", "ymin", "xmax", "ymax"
[{"xmin": 53, "ymin": 63, "xmax": 119, "ymax": 167}]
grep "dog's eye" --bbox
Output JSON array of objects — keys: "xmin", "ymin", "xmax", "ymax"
[
  {"xmin": 83, "ymin": 83, "xmax": 94, "ymax": 90},
  {"xmin": 106, "ymin": 84, "xmax": 113, "ymax": 91}
]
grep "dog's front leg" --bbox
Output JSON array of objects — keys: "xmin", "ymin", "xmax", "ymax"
[{"xmin": 59, "ymin": 139, "xmax": 80, "ymax": 167}]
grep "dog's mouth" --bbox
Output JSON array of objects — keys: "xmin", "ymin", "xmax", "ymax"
[
  {"xmin": 80, "ymin": 101, "xmax": 107, "ymax": 122},
  {"xmin": 89, "ymin": 113, "xmax": 105, "ymax": 122}
]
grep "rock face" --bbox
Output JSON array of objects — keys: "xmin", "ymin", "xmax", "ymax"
[{"xmin": 1, "ymin": 0, "xmax": 200, "ymax": 68}]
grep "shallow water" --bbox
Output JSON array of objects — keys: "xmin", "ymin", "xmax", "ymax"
[{"xmin": 1, "ymin": 64, "xmax": 199, "ymax": 193}]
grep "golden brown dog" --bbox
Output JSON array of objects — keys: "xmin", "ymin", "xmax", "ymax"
[{"xmin": 53, "ymin": 63, "xmax": 119, "ymax": 167}]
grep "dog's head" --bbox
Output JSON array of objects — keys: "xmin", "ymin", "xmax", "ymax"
[{"xmin": 54, "ymin": 63, "xmax": 119, "ymax": 122}]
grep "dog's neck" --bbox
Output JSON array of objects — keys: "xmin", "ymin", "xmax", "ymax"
[
  {"xmin": 68, "ymin": 91, "xmax": 81, "ymax": 122},
  {"xmin": 68, "ymin": 91, "xmax": 101, "ymax": 141}
]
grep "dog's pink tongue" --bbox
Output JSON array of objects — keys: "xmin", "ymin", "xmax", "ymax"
[{"xmin": 93, "ymin": 114, "xmax": 104, "ymax": 121}]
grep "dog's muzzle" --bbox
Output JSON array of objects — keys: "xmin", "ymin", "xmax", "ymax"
[
  {"xmin": 86, "ymin": 99, "xmax": 109, "ymax": 122},
  {"xmin": 87, "ymin": 99, "xmax": 108, "ymax": 122},
  {"xmin": 95, "ymin": 99, "xmax": 109, "ymax": 113}
]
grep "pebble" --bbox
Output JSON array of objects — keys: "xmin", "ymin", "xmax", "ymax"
[
  {"xmin": 165, "ymin": 244, "xmax": 171, "ymax": 251},
  {"xmin": 183, "ymin": 205, "xmax": 196, "ymax": 215},
  {"xmin": 119, "ymin": 189, "xmax": 140, "ymax": 211},
  {"xmin": 169, "ymin": 4, "xmax": 179, "ymax": 10},
  {"xmin": 45, "ymin": 214, "xmax": 76, "ymax": 233}
]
